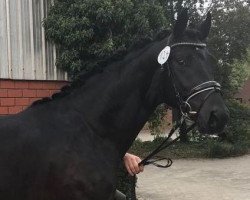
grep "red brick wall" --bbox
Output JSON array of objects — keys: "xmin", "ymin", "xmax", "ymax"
[{"xmin": 0, "ymin": 79, "xmax": 69, "ymax": 115}]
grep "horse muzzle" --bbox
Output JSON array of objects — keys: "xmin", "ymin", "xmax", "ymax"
[
  {"xmin": 179, "ymin": 81, "xmax": 229, "ymax": 134},
  {"xmin": 197, "ymin": 96, "xmax": 229, "ymax": 134}
]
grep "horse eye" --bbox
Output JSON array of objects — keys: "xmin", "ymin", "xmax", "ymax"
[{"xmin": 177, "ymin": 59, "xmax": 185, "ymax": 65}]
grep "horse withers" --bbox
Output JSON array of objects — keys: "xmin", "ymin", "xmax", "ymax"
[{"xmin": 0, "ymin": 10, "xmax": 228, "ymax": 200}]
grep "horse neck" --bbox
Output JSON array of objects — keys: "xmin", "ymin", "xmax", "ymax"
[{"xmin": 66, "ymin": 40, "xmax": 170, "ymax": 156}]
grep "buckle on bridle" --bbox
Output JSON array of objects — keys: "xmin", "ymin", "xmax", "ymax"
[{"xmin": 180, "ymin": 102, "xmax": 197, "ymax": 117}]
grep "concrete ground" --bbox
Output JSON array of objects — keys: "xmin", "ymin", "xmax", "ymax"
[
  {"xmin": 136, "ymin": 155, "xmax": 250, "ymax": 200},
  {"xmin": 137, "ymin": 129, "xmax": 173, "ymax": 141}
]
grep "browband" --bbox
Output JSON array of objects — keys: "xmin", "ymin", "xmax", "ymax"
[{"xmin": 171, "ymin": 42, "xmax": 206, "ymax": 48}]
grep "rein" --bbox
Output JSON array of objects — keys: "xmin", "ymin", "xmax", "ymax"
[
  {"xmin": 139, "ymin": 119, "xmax": 196, "ymax": 168},
  {"xmin": 139, "ymin": 42, "xmax": 221, "ymax": 168}
]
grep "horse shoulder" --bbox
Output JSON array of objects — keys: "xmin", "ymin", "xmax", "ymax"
[{"xmin": 44, "ymin": 134, "xmax": 119, "ymax": 200}]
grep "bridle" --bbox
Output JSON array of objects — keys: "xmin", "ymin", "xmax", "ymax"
[
  {"xmin": 139, "ymin": 42, "xmax": 222, "ymax": 168},
  {"xmin": 166, "ymin": 42, "xmax": 221, "ymax": 120}
]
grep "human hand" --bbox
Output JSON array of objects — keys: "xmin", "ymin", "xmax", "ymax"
[{"xmin": 123, "ymin": 153, "xmax": 144, "ymax": 176}]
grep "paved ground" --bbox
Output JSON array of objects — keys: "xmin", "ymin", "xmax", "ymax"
[
  {"xmin": 137, "ymin": 130, "xmax": 173, "ymax": 141},
  {"xmin": 136, "ymin": 155, "xmax": 250, "ymax": 200}
]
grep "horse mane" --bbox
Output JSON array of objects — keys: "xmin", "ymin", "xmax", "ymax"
[{"xmin": 32, "ymin": 29, "xmax": 172, "ymax": 106}]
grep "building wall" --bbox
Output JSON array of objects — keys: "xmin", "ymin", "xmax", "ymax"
[
  {"xmin": 0, "ymin": 79, "xmax": 68, "ymax": 115},
  {"xmin": 0, "ymin": 1, "xmax": 70, "ymax": 115},
  {"xmin": 0, "ymin": 0, "xmax": 67, "ymax": 80},
  {"xmin": 235, "ymin": 78, "xmax": 250, "ymax": 105}
]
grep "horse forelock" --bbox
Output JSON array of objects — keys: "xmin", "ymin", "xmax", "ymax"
[{"xmin": 185, "ymin": 29, "xmax": 202, "ymax": 40}]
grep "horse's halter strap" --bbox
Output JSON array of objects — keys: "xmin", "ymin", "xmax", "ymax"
[{"xmin": 165, "ymin": 42, "xmax": 221, "ymax": 120}]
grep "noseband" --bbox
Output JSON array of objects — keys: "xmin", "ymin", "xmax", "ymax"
[
  {"xmin": 165, "ymin": 42, "xmax": 221, "ymax": 119},
  {"xmin": 180, "ymin": 81, "xmax": 221, "ymax": 118}
]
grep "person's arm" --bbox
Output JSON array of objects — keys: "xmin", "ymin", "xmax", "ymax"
[{"xmin": 123, "ymin": 153, "xmax": 144, "ymax": 176}]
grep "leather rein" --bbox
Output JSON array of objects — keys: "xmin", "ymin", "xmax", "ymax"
[{"xmin": 139, "ymin": 42, "xmax": 221, "ymax": 168}]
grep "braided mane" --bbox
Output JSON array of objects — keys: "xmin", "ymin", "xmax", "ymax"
[{"xmin": 32, "ymin": 30, "xmax": 173, "ymax": 106}]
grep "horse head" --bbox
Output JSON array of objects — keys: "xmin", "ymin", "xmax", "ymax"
[{"xmin": 159, "ymin": 9, "xmax": 229, "ymax": 134}]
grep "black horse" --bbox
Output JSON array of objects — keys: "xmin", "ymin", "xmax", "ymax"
[{"xmin": 0, "ymin": 10, "xmax": 229, "ymax": 200}]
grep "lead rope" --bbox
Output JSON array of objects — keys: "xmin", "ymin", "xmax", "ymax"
[{"xmin": 139, "ymin": 119, "xmax": 196, "ymax": 168}]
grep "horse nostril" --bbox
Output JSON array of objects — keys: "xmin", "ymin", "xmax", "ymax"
[
  {"xmin": 208, "ymin": 110, "xmax": 229, "ymax": 133},
  {"xmin": 208, "ymin": 111, "xmax": 219, "ymax": 131}
]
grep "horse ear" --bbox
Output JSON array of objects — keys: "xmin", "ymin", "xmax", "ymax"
[
  {"xmin": 199, "ymin": 12, "xmax": 212, "ymax": 40},
  {"xmin": 173, "ymin": 9, "xmax": 189, "ymax": 39}
]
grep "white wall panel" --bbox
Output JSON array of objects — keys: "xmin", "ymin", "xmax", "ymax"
[
  {"xmin": 0, "ymin": 0, "xmax": 9, "ymax": 78},
  {"xmin": 0, "ymin": 0, "xmax": 67, "ymax": 81}
]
